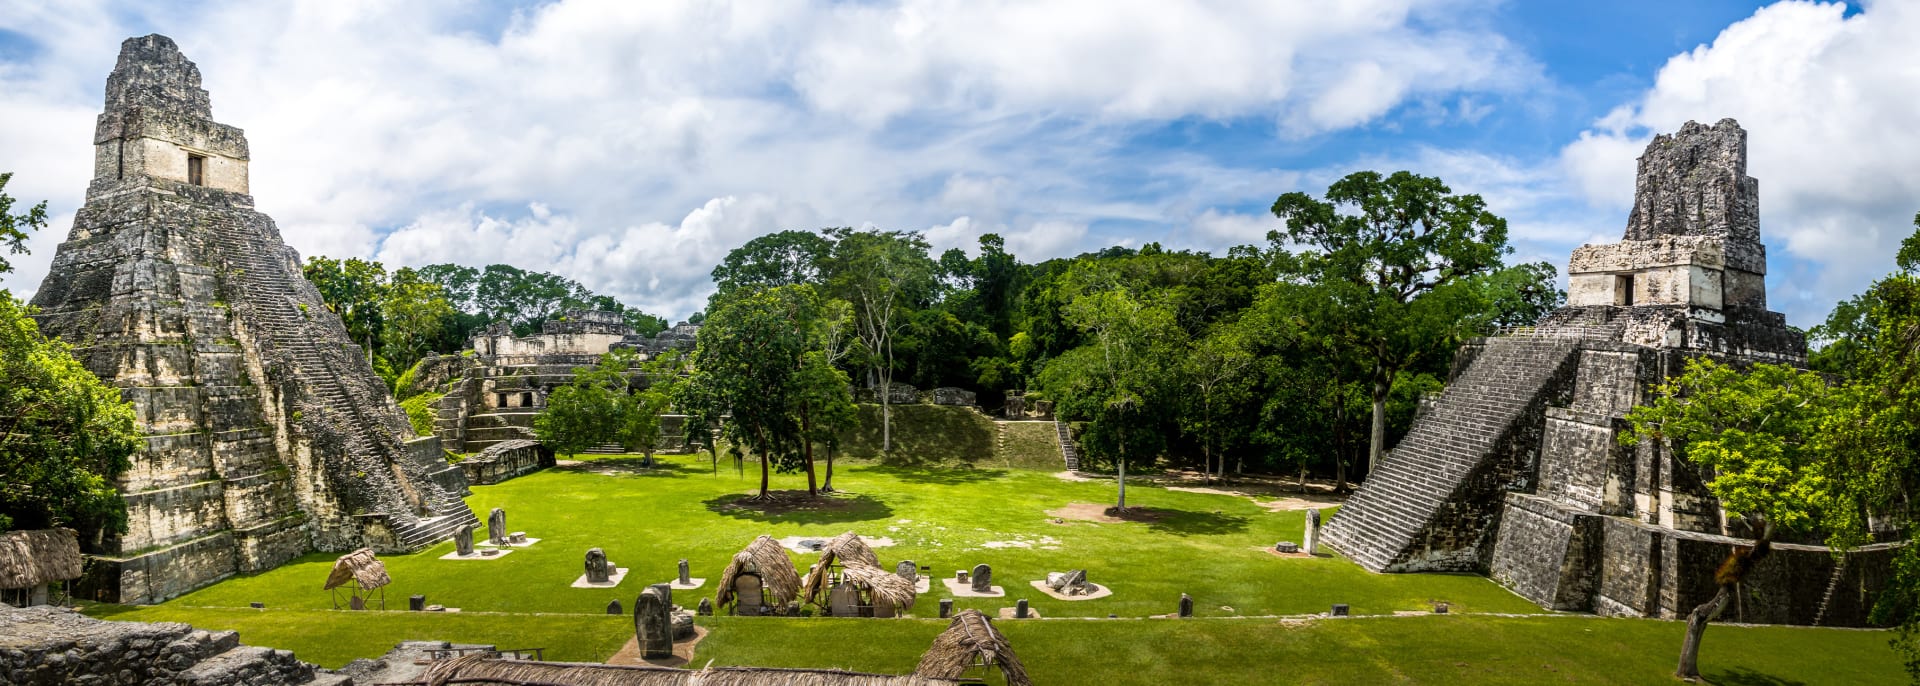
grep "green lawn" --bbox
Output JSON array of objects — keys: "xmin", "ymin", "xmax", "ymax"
[{"xmin": 81, "ymin": 452, "xmax": 1908, "ymax": 684}]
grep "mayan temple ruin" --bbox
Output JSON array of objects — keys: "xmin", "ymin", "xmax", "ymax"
[
  {"xmin": 1321, "ymin": 118, "xmax": 1898, "ymax": 626},
  {"xmin": 27, "ymin": 35, "xmax": 476, "ymax": 604}
]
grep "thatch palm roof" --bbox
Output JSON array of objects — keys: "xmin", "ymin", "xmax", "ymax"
[
  {"xmin": 418, "ymin": 653, "xmax": 963, "ymax": 685},
  {"xmin": 0, "ymin": 528, "xmax": 82, "ymax": 589},
  {"xmin": 323, "ymin": 548, "xmax": 392, "ymax": 591},
  {"xmin": 816, "ymin": 531, "xmax": 879, "ymax": 569},
  {"xmin": 915, "ymin": 609, "xmax": 1032, "ymax": 686},
  {"xmin": 802, "ymin": 560, "xmax": 917, "ymax": 611},
  {"xmin": 715, "ymin": 535, "xmax": 801, "ymax": 609}
]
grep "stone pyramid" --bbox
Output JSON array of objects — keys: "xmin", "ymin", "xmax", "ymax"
[{"xmin": 29, "ymin": 35, "xmax": 476, "ymax": 603}]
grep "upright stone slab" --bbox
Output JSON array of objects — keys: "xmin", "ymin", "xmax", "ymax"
[
  {"xmin": 584, "ymin": 548, "xmax": 613, "ymax": 584},
  {"xmin": 677, "ymin": 559, "xmax": 691, "ymax": 585},
  {"xmin": 454, "ymin": 526, "xmax": 474, "ymax": 556},
  {"xmin": 970, "ymin": 564, "xmax": 992, "ymax": 593},
  {"xmin": 1303, "ymin": 509, "xmax": 1320, "ymax": 554},
  {"xmin": 487, "ymin": 509, "xmax": 507, "ymax": 545},
  {"xmin": 896, "ymin": 560, "xmax": 918, "ymax": 581},
  {"xmin": 634, "ymin": 584, "xmax": 673, "ymax": 659},
  {"xmin": 28, "ymin": 34, "xmax": 475, "ymax": 604}
]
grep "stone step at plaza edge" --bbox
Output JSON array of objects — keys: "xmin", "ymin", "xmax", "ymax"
[{"xmin": 26, "ymin": 34, "xmax": 475, "ymax": 604}]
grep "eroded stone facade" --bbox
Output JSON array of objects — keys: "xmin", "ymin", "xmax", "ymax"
[
  {"xmin": 1321, "ymin": 119, "xmax": 1894, "ymax": 626},
  {"xmin": 419, "ymin": 310, "xmax": 696, "ymax": 453},
  {"xmin": 29, "ymin": 35, "xmax": 475, "ymax": 604}
]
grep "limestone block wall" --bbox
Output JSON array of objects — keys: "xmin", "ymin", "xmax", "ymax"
[
  {"xmin": 0, "ymin": 605, "xmax": 341, "ymax": 686},
  {"xmin": 1488, "ymin": 493, "xmax": 1601, "ymax": 611}
]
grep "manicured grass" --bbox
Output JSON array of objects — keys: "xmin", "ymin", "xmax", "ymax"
[
  {"xmin": 81, "ymin": 451, "xmax": 1908, "ymax": 683},
  {"xmin": 994, "ymin": 421, "xmax": 1068, "ymax": 470},
  {"xmin": 836, "ymin": 404, "xmax": 997, "ymax": 465},
  {"xmin": 142, "ymin": 452, "xmax": 1537, "ymax": 619}
]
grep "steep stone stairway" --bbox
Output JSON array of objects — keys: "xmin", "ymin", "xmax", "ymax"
[
  {"xmin": 1322, "ymin": 336, "xmax": 1582, "ymax": 572},
  {"xmin": 1055, "ymin": 420, "xmax": 1079, "ymax": 471},
  {"xmin": 211, "ymin": 215, "xmax": 476, "ymax": 551}
]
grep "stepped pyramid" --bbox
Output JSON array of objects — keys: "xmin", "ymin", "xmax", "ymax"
[{"xmin": 29, "ymin": 35, "xmax": 476, "ymax": 604}]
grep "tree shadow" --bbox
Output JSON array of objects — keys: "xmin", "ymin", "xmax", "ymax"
[
  {"xmin": 702, "ymin": 490, "xmax": 894, "ymax": 525},
  {"xmin": 1703, "ymin": 668, "xmax": 1808, "ymax": 686},
  {"xmin": 1106, "ymin": 506, "xmax": 1251, "ymax": 536},
  {"xmin": 551, "ymin": 457, "xmax": 699, "ymax": 478},
  {"xmin": 852, "ymin": 464, "xmax": 1008, "ymax": 486}
]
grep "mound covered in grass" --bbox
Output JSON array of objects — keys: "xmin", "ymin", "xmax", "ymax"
[{"xmin": 835, "ymin": 404, "xmax": 996, "ymax": 465}]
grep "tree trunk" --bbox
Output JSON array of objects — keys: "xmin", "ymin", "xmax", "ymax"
[
  {"xmin": 823, "ymin": 445, "xmax": 836, "ymax": 492},
  {"xmin": 802, "ymin": 406, "xmax": 818, "ymax": 497},
  {"xmin": 881, "ymin": 392, "xmax": 892, "ymax": 453},
  {"xmin": 1675, "ymin": 586, "xmax": 1732, "ymax": 681},
  {"xmin": 1298, "ymin": 462, "xmax": 1307, "ymax": 493},
  {"xmin": 1367, "ymin": 369, "xmax": 1388, "ymax": 486},
  {"xmin": 1115, "ymin": 422, "xmax": 1128, "ymax": 510}
]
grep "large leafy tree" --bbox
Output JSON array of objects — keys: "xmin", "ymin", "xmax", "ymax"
[
  {"xmin": 0, "ymin": 176, "xmax": 140, "ymax": 536},
  {"xmin": 380, "ymin": 267, "xmax": 456, "ymax": 373},
  {"xmin": 533, "ymin": 349, "xmax": 680, "ymax": 464},
  {"xmin": 1269, "ymin": 170, "xmax": 1517, "ymax": 481},
  {"xmin": 708, "ymin": 229, "xmax": 835, "ymax": 312},
  {"xmin": 1621, "ymin": 359, "xmax": 1846, "ymax": 681},
  {"xmin": 475, "ymin": 264, "xmax": 592, "ymax": 335},
  {"xmin": 824, "ymin": 228, "xmax": 938, "ymax": 454},
  {"xmin": 683, "ymin": 285, "xmax": 835, "ymax": 499}
]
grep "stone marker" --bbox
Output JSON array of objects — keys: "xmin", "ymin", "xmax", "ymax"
[
  {"xmin": 939, "ymin": 598, "xmax": 954, "ymax": 618},
  {"xmin": 350, "ymin": 596, "xmax": 366, "ymax": 611},
  {"xmin": 829, "ymin": 581, "xmax": 861, "ymax": 617},
  {"xmin": 697, "ymin": 598, "xmax": 713, "ymax": 616},
  {"xmin": 487, "ymin": 508, "xmax": 507, "ymax": 545},
  {"xmin": 1303, "ymin": 508, "xmax": 1321, "ymax": 554},
  {"xmin": 635, "ymin": 584, "xmax": 673, "ymax": 659},
  {"xmin": 607, "ymin": 599, "xmax": 622, "ymax": 615},
  {"xmin": 409, "ymin": 595, "xmax": 425, "ymax": 611},
  {"xmin": 510, "ymin": 531, "xmax": 528, "ymax": 544},
  {"xmin": 454, "ymin": 525, "xmax": 474, "ymax": 556},
  {"xmin": 249, "ymin": 602, "xmax": 264, "ymax": 609},
  {"xmin": 1046, "ymin": 569, "xmax": 1089, "ymax": 596},
  {"xmin": 1433, "ymin": 602, "xmax": 1449, "ymax": 614},
  {"xmin": 956, "ymin": 570, "xmax": 969, "ymax": 582},
  {"xmin": 896, "ymin": 560, "xmax": 917, "ymax": 581},
  {"xmin": 1274, "ymin": 541, "xmax": 1300, "ymax": 554},
  {"xmin": 970, "ymin": 564, "xmax": 992, "ymax": 593},
  {"xmin": 1178, "ymin": 593, "xmax": 1193, "ymax": 618},
  {"xmin": 1331, "ymin": 603, "xmax": 1349, "ymax": 617},
  {"xmin": 585, "ymin": 548, "xmax": 614, "ymax": 584},
  {"xmin": 1015, "ymin": 598, "xmax": 1029, "ymax": 618},
  {"xmin": 677, "ymin": 559, "xmax": 691, "ymax": 585}
]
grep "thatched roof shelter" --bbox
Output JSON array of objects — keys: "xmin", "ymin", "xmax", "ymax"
[
  {"xmin": 0, "ymin": 528, "xmax": 82, "ymax": 590},
  {"xmin": 816, "ymin": 531, "xmax": 879, "ymax": 569},
  {"xmin": 915, "ymin": 609, "xmax": 1032, "ymax": 686},
  {"xmin": 417, "ymin": 653, "xmax": 963, "ymax": 685},
  {"xmin": 715, "ymin": 535, "xmax": 802, "ymax": 609},
  {"xmin": 323, "ymin": 548, "xmax": 391, "ymax": 591},
  {"xmin": 802, "ymin": 560, "xmax": 916, "ymax": 612}
]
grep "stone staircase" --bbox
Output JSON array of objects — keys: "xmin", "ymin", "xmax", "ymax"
[
  {"xmin": 1322, "ymin": 336, "xmax": 1582, "ymax": 572},
  {"xmin": 1055, "ymin": 421, "xmax": 1079, "ymax": 471},
  {"xmin": 1813, "ymin": 553, "xmax": 1851, "ymax": 627},
  {"xmin": 211, "ymin": 217, "xmax": 476, "ymax": 552}
]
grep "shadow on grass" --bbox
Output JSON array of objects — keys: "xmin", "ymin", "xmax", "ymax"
[
  {"xmin": 1107, "ymin": 506, "xmax": 1251, "ymax": 536},
  {"xmin": 702, "ymin": 490, "xmax": 894, "ymax": 525},
  {"xmin": 851, "ymin": 464, "xmax": 1008, "ymax": 486},
  {"xmin": 1706, "ymin": 667, "xmax": 1808, "ymax": 686},
  {"xmin": 550, "ymin": 457, "xmax": 702, "ymax": 478}
]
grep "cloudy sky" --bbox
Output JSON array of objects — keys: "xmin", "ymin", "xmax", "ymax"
[{"xmin": 0, "ymin": 0, "xmax": 1910, "ymax": 327}]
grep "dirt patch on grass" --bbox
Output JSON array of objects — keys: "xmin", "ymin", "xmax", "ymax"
[
  {"xmin": 777, "ymin": 534, "xmax": 896, "ymax": 553},
  {"xmin": 1250, "ymin": 494, "xmax": 1347, "ymax": 512},
  {"xmin": 709, "ymin": 491, "xmax": 870, "ymax": 515},
  {"xmin": 606, "ymin": 625, "xmax": 707, "ymax": 666},
  {"xmin": 1045, "ymin": 502, "xmax": 1176, "ymax": 524}
]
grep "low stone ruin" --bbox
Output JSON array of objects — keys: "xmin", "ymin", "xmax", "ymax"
[
  {"xmin": 459, "ymin": 439, "xmax": 555, "ymax": 486},
  {"xmin": 1045, "ymin": 570, "xmax": 1090, "ymax": 596},
  {"xmin": 931, "ymin": 387, "xmax": 977, "ymax": 407},
  {"xmin": 0, "ymin": 605, "xmax": 346, "ymax": 685}
]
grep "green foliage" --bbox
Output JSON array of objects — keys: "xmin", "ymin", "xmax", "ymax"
[
  {"xmin": 302, "ymin": 256, "xmax": 387, "ymax": 352},
  {"xmin": 380, "ymin": 267, "xmax": 456, "ymax": 373},
  {"xmin": 1620, "ymin": 359, "xmax": 1838, "ymax": 535},
  {"xmin": 399, "ymin": 392, "xmax": 445, "ymax": 437},
  {"xmin": 0, "ymin": 172, "xmax": 48, "ymax": 276},
  {"xmin": 707, "ymin": 229, "xmax": 834, "ymax": 312},
  {"xmin": 533, "ymin": 349, "xmax": 653, "ymax": 458},
  {"xmin": 0, "ymin": 292, "xmax": 141, "ymax": 533}
]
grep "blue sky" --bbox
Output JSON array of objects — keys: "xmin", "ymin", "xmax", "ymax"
[{"xmin": 0, "ymin": 0, "xmax": 1908, "ymax": 328}]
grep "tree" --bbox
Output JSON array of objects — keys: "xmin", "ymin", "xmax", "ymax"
[
  {"xmin": 1042, "ymin": 264, "xmax": 1183, "ymax": 509},
  {"xmin": 708, "ymin": 229, "xmax": 834, "ymax": 312},
  {"xmin": 380, "ymin": 267, "xmax": 456, "ymax": 373},
  {"xmin": 1269, "ymin": 170, "xmax": 1515, "ymax": 484},
  {"xmin": 1620, "ymin": 359, "xmax": 1845, "ymax": 681},
  {"xmin": 533, "ymin": 350, "xmax": 637, "ymax": 459},
  {"xmin": 0, "ymin": 172, "xmax": 47, "ymax": 276},
  {"xmin": 1181, "ymin": 325, "xmax": 1255, "ymax": 482},
  {"xmin": 0, "ymin": 176, "xmax": 140, "ymax": 536},
  {"xmin": 825, "ymin": 228, "xmax": 937, "ymax": 454},
  {"xmin": 303, "ymin": 256, "xmax": 388, "ymax": 360},
  {"xmin": 475, "ymin": 264, "xmax": 592, "ymax": 335},
  {"xmin": 683, "ymin": 285, "xmax": 831, "ymax": 499}
]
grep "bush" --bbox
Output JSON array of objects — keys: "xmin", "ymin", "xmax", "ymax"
[{"xmin": 399, "ymin": 391, "xmax": 445, "ymax": 437}]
